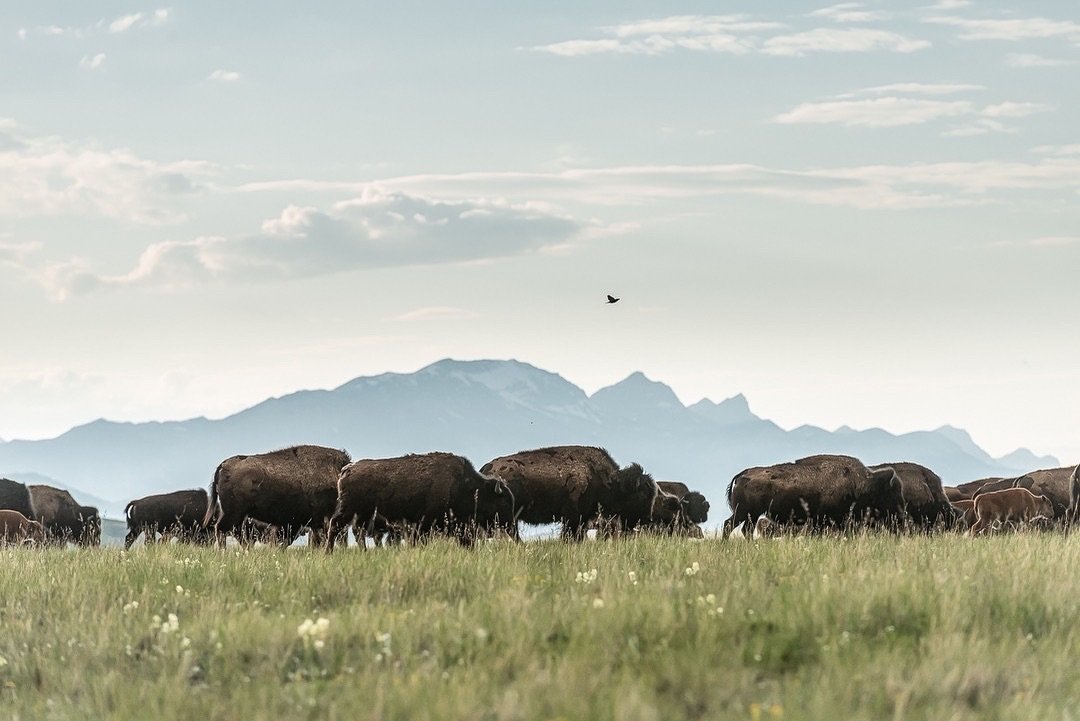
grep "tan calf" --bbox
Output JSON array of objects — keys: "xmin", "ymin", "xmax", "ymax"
[
  {"xmin": 950, "ymin": 499, "xmax": 976, "ymax": 529},
  {"xmin": 0, "ymin": 509, "xmax": 46, "ymax": 545},
  {"xmin": 970, "ymin": 488, "xmax": 1054, "ymax": 535}
]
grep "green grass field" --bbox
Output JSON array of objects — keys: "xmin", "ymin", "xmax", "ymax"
[{"xmin": 2, "ymin": 534, "xmax": 1078, "ymax": 720}]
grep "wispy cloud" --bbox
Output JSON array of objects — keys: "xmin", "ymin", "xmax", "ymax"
[
  {"xmin": 1005, "ymin": 53, "xmax": 1073, "ymax": 68},
  {"xmin": 208, "ymin": 69, "xmax": 241, "ymax": 82},
  {"xmin": 775, "ymin": 97, "xmax": 973, "ymax": 127},
  {"xmin": 925, "ymin": 0, "xmax": 972, "ymax": 9},
  {"xmin": 981, "ymin": 102, "xmax": 1053, "ymax": 118},
  {"xmin": 761, "ymin": 28, "xmax": 929, "ymax": 56},
  {"xmin": 79, "ymin": 53, "xmax": 107, "ymax": 70},
  {"xmin": 0, "ymin": 120, "xmax": 213, "ymax": 224},
  {"xmin": 45, "ymin": 189, "xmax": 582, "ymax": 298},
  {"xmin": 809, "ymin": 3, "xmax": 891, "ymax": 23},
  {"xmin": 925, "ymin": 15, "xmax": 1080, "ymax": 41},
  {"xmin": 859, "ymin": 82, "xmax": 983, "ymax": 95},
  {"xmin": 109, "ymin": 9, "xmax": 170, "ymax": 34},
  {"xmin": 392, "ymin": 306, "xmax": 480, "ymax": 322}
]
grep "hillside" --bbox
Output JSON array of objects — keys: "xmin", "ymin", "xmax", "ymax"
[{"xmin": 0, "ymin": 359, "xmax": 1060, "ymax": 517}]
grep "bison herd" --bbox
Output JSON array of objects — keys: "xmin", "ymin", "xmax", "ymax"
[{"xmin": 2, "ymin": 446, "xmax": 1079, "ymax": 548}]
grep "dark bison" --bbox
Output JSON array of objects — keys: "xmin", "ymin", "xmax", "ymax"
[
  {"xmin": 0, "ymin": 509, "xmax": 45, "ymax": 545},
  {"xmin": 1020, "ymin": 467, "xmax": 1074, "ymax": 522},
  {"xmin": 29, "ymin": 485, "xmax": 100, "ymax": 546},
  {"xmin": 722, "ymin": 454, "xmax": 905, "ymax": 538},
  {"xmin": 1068, "ymin": 464, "xmax": 1080, "ymax": 531},
  {"xmin": 204, "ymin": 445, "xmax": 351, "ymax": 546},
  {"xmin": 641, "ymin": 482, "xmax": 709, "ymax": 536},
  {"xmin": 970, "ymin": 487, "xmax": 1055, "ymax": 535},
  {"xmin": 326, "ymin": 452, "xmax": 515, "ymax": 550},
  {"xmin": 480, "ymin": 445, "xmax": 658, "ymax": 541},
  {"xmin": 0, "ymin": 478, "xmax": 35, "ymax": 520},
  {"xmin": 125, "ymin": 489, "xmax": 211, "ymax": 549},
  {"xmin": 869, "ymin": 462, "xmax": 957, "ymax": 531}
]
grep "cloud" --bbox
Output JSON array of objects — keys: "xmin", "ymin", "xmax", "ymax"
[
  {"xmin": 46, "ymin": 189, "xmax": 582, "ymax": 298},
  {"xmin": 109, "ymin": 9, "xmax": 170, "ymax": 33},
  {"xmin": 80, "ymin": 53, "xmax": 106, "ymax": 70},
  {"xmin": 17, "ymin": 27, "xmax": 27, "ymax": 40},
  {"xmin": 995, "ymin": 236, "xmax": 1080, "ymax": 248},
  {"xmin": 1033, "ymin": 144, "xmax": 1080, "ymax": 157},
  {"xmin": 1005, "ymin": 53, "xmax": 1072, "ymax": 68},
  {"xmin": 809, "ymin": 4, "xmax": 892, "ymax": 23},
  {"xmin": 859, "ymin": 82, "xmax": 983, "ymax": 95},
  {"xmin": 925, "ymin": 15, "xmax": 1080, "ymax": 41},
  {"xmin": 0, "ymin": 120, "xmax": 213, "ymax": 224},
  {"xmin": 0, "ymin": 241, "xmax": 40, "ymax": 267},
  {"xmin": 981, "ymin": 102, "xmax": 1053, "ymax": 118},
  {"xmin": 926, "ymin": 0, "xmax": 972, "ymax": 8},
  {"xmin": 761, "ymin": 28, "xmax": 929, "ymax": 56},
  {"xmin": 941, "ymin": 119, "xmax": 1013, "ymax": 137},
  {"xmin": 775, "ymin": 97, "xmax": 972, "ymax": 127},
  {"xmin": 392, "ymin": 307, "xmax": 480, "ymax": 322},
  {"xmin": 533, "ymin": 15, "xmax": 775, "ymax": 56},
  {"xmin": 208, "ymin": 69, "xmax": 242, "ymax": 82}
]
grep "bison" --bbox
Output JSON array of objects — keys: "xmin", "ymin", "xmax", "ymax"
[
  {"xmin": 29, "ymin": 485, "xmax": 100, "ymax": 546},
  {"xmin": 204, "ymin": 445, "xmax": 351, "ymax": 547},
  {"xmin": 0, "ymin": 509, "xmax": 45, "ymax": 545},
  {"xmin": 326, "ymin": 452, "xmax": 515, "ymax": 550},
  {"xmin": 722, "ymin": 454, "xmax": 905, "ymax": 538},
  {"xmin": 1020, "ymin": 467, "xmax": 1074, "ymax": 523},
  {"xmin": 640, "ymin": 482, "xmax": 709, "ymax": 536},
  {"xmin": 970, "ymin": 487, "xmax": 1055, "ymax": 535},
  {"xmin": 125, "ymin": 489, "xmax": 211, "ymax": 548},
  {"xmin": 1068, "ymin": 464, "xmax": 1080, "ymax": 531},
  {"xmin": 869, "ymin": 462, "xmax": 957, "ymax": 531},
  {"xmin": 0, "ymin": 478, "xmax": 35, "ymax": 520},
  {"xmin": 481, "ymin": 446, "xmax": 658, "ymax": 541},
  {"xmin": 950, "ymin": 499, "xmax": 976, "ymax": 529}
]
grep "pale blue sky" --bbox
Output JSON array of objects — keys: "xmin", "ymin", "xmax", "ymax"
[{"xmin": 2, "ymin": 1, "xmax": 1079, "ymax": 460}]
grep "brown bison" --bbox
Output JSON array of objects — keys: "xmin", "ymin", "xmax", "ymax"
[
  {"xmin": 326, "ymin": 452, "xmax": 515, "ymax": 550},
  {"xmin": 722, "ymin": 455, "xmax": 905, "ymax": 538},
  {"xmin": 480, "ymin": 446, "xmax": 658, "ymax": 541},
  {"xmin": 970, "ymin": 487, "xmax": 1055, "ymax": 535},
  {"xmin": 1020, "ymin": 467, "xmax": 1074, "ymax": 522},
  {"xmin": 204, "ymin": 445, "xmax": 351, "ymax": 546},
  {"xmin": 0, "ymin": 509, "xmax": 45, "ymax": 545},
  {"xmin": 29, "ymin": 485, "xmax": 100, "ymax": 546},
  {"xmin": 950, "ymin": 499, "xmax": 976, "ymax": 529},
  {"xmin": 640, "ymin": 482, "xmax": 709, "ymax": 536},
  {"xmin": 125, "ymin": 489, "xmax": 211, "ymax": 548},
  {"xmin": 869, "ymin": 462, "xmax": 957, "ymax": 531},
  {"xmin": 0, "ymin": 478, "xmax": 36, "ymax": 520},
  {"xmin": 658, "ymin": 481, "xmax": 710, "ymax": 525}
]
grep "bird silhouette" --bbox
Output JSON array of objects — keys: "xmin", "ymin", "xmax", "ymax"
[{"xmin": 606, "ymin": 294, "xmax": 620, "ymax": 304}]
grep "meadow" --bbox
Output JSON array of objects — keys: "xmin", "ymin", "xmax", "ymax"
[{"xmin": 1, "ymin": 534, "xmax": 1078, "ymax": 721}]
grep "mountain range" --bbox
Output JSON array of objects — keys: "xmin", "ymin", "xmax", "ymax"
[{"xmin": 0, "ymin": 359, "xmax": 1060, "ymax": 521}]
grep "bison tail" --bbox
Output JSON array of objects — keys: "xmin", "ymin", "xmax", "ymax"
[
  {"xmin": 124, "ymin": 500, "xmax": 136, "ymax": 521},
  {"xmin": 202, "ymin": 464, "xmax": 224, "ymax": 528},
  {"xmin": 725, "ymin": 472, "xmax": 743, "ymax": 504}
]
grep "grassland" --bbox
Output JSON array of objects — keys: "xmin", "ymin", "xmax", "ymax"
[{"xmin": 2, "ymin": 534, "xmax": 1079, "ymax": 721}]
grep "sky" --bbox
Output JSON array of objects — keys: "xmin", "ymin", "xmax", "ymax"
[{"xmin": 1, "ymin": 1, "xmax": 1078, "ymax": 461}]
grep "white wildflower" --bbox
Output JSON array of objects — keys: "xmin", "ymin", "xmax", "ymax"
[
  {"xmin": 592, "ymin": 598, "xmax": 605, "ymax": 609},
  {"xmin": 122, "ymin": 601, "xmax": 139, "ymax": 613},
  {"xmin": 0, "ymin": 656, "xmax": 7, "ymax": 668},
  {"xmin": 175, "ymin": 585, "xmax": 184, "ymax": 594},
  {"xmin": 475, "ymin": 628, "xmax": 489, "ymax": 642},
  {"xmin": 575, "ymin": 569, "xmax": 598, "ymax": 584},
  {"xmin": 685, "ymin": 562, "xmax": 700, "ymax": 577},
  {"xmin": 627, "ymin": 571, "xmax": 638, "ymax": 585}
]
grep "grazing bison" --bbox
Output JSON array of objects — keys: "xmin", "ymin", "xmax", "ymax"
[
  {"xmin": 0, "ymin": 509, "xmax": 45, "ymax": 545},
  {"xmin": 204, "ymin": 445, "xmax": 351, "ymax": 546},
  {"xmin": 658, "ymin": 481, "xmax": 710, "ymax": 525},
  {"xmin": 641, "ymin": 482, "xmax": 709, "ymax": 536},
  {"xmin": 869, "ymin": 462, "xmax": 957, "ymax": 531},
  {"xmin": 970, "ymin": 487, "xmax": 1055, "ymax": 535},
  {"xmin": 125, "ymin": 489, "xmax": 211, "ymax": 549},
  {"xmin": 326, "ymin": 452, "xmax": 515, "ymax": 550},
  {"xmin": 481, "ymin": 445, "xmax": 658, "ymax": 541},
  {"xmin": 1068, "ymin": 464, "xmax": 1080, "ymax": 531},
  {"xmin": 951, "ymin": 477, "xmax": 1003, "ymax": 500},
  {"xmin": 29, "ymin": 485, "xmax": 100, "ymax": 546},
  {"xmin": 722, "ymin": 455, "xmax": 905, "ymax": 538},
  {"xmin": 950, "ymin": 499, "xmax": 976, "ymax": 529},
  {"xmin": 0, "ymin": 478, "xmax": 35, "ymax": 520},
  {"xmin": 943, "ymin": 486, "xmax": 966, "ymax": 503},
  {"xmin": 1020, "ymin": 467, "xmax": 1074, "ymax": 522}
]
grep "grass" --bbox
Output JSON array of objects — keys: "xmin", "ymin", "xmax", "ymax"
[{"xmin": 1, "ymin": 533, "xmax": 1079, "ymax": 720}]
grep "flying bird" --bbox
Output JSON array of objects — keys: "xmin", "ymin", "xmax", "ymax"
[{"xmin": 606, "ymin": 294, "xmax": 620, "ymax": 304}]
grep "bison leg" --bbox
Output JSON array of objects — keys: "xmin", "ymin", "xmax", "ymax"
[{"xmin": 124, "ymin": 525, "xmax": 142, "ymax": 550}]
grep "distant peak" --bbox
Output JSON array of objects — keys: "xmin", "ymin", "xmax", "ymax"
[{"xmin": 591, "ymin": 371, "xmax": 682, "ymax": 409}]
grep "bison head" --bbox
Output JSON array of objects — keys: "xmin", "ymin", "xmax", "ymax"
[
  {"xmin": 866, "ymin": 466, "xmax": 907, "ymax": 523},
  {"xmin": 608, "ymin": 463, "xmax": 658, "ymax": 530},
  {"xmin": 470, "ymin": 474, "xmax": 516, "ymax": 529},
  {"xmin": 651, "ymin": 489, "xmax": 682, "ymax": 524},
  {"xmin": 1034, "ymin": 493, "xmax": 1055, "ymax": 520},
  {"xmin": 682, "ymin": 491, "xmax": 710, "ymax": 524},
  {"xmin": 79, "ymin": 506, "xmax": 102, "ymax": 547}
]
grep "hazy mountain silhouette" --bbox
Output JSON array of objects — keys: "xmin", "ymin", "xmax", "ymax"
[{"xmin": 0, "ymin": 359, "xmax": 1059, "ymax": 520}]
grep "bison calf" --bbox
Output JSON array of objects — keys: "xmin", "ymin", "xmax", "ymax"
[
  {"xmin": 970, "ymin": 488, "xmax": 1054, "ymax": 535},
  {"xmin": 0, "ymin": 509, "xmax": 46, "ymax": 545},
  {"xmin": 949, "ymin": 499, "xmax": 976, "ymax": 530}
]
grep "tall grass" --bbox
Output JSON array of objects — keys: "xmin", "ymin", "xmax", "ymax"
[{"xmin": 1, "ymin": 534, "xmax": 1078, "ymax": 720}]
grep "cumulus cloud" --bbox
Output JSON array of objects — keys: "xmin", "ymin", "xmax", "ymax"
[
  {"xmin": 925, "ymin": 15, "xmax": 1080, "ymax": 41},
  {"xmin": 46, "ymin": 189, "xmax": 582, "ymax": 298},
  {"xmin": 809, "ymin": 4, "xmax": 891, "ymax": 23},
  {"xmin": 208, "ymin": 69, "xmax": 242, "ymax": 82},
  {"xmin": 109, "ymin": 9, "xmax": 170, "ymax": 33},
  {"xmin": 0, "ymin": 120, "xmax": 213, "ymax": 224},
  {"xmin": 80, "ymin": 53, "xmax": 106, "ymax": 70}
]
